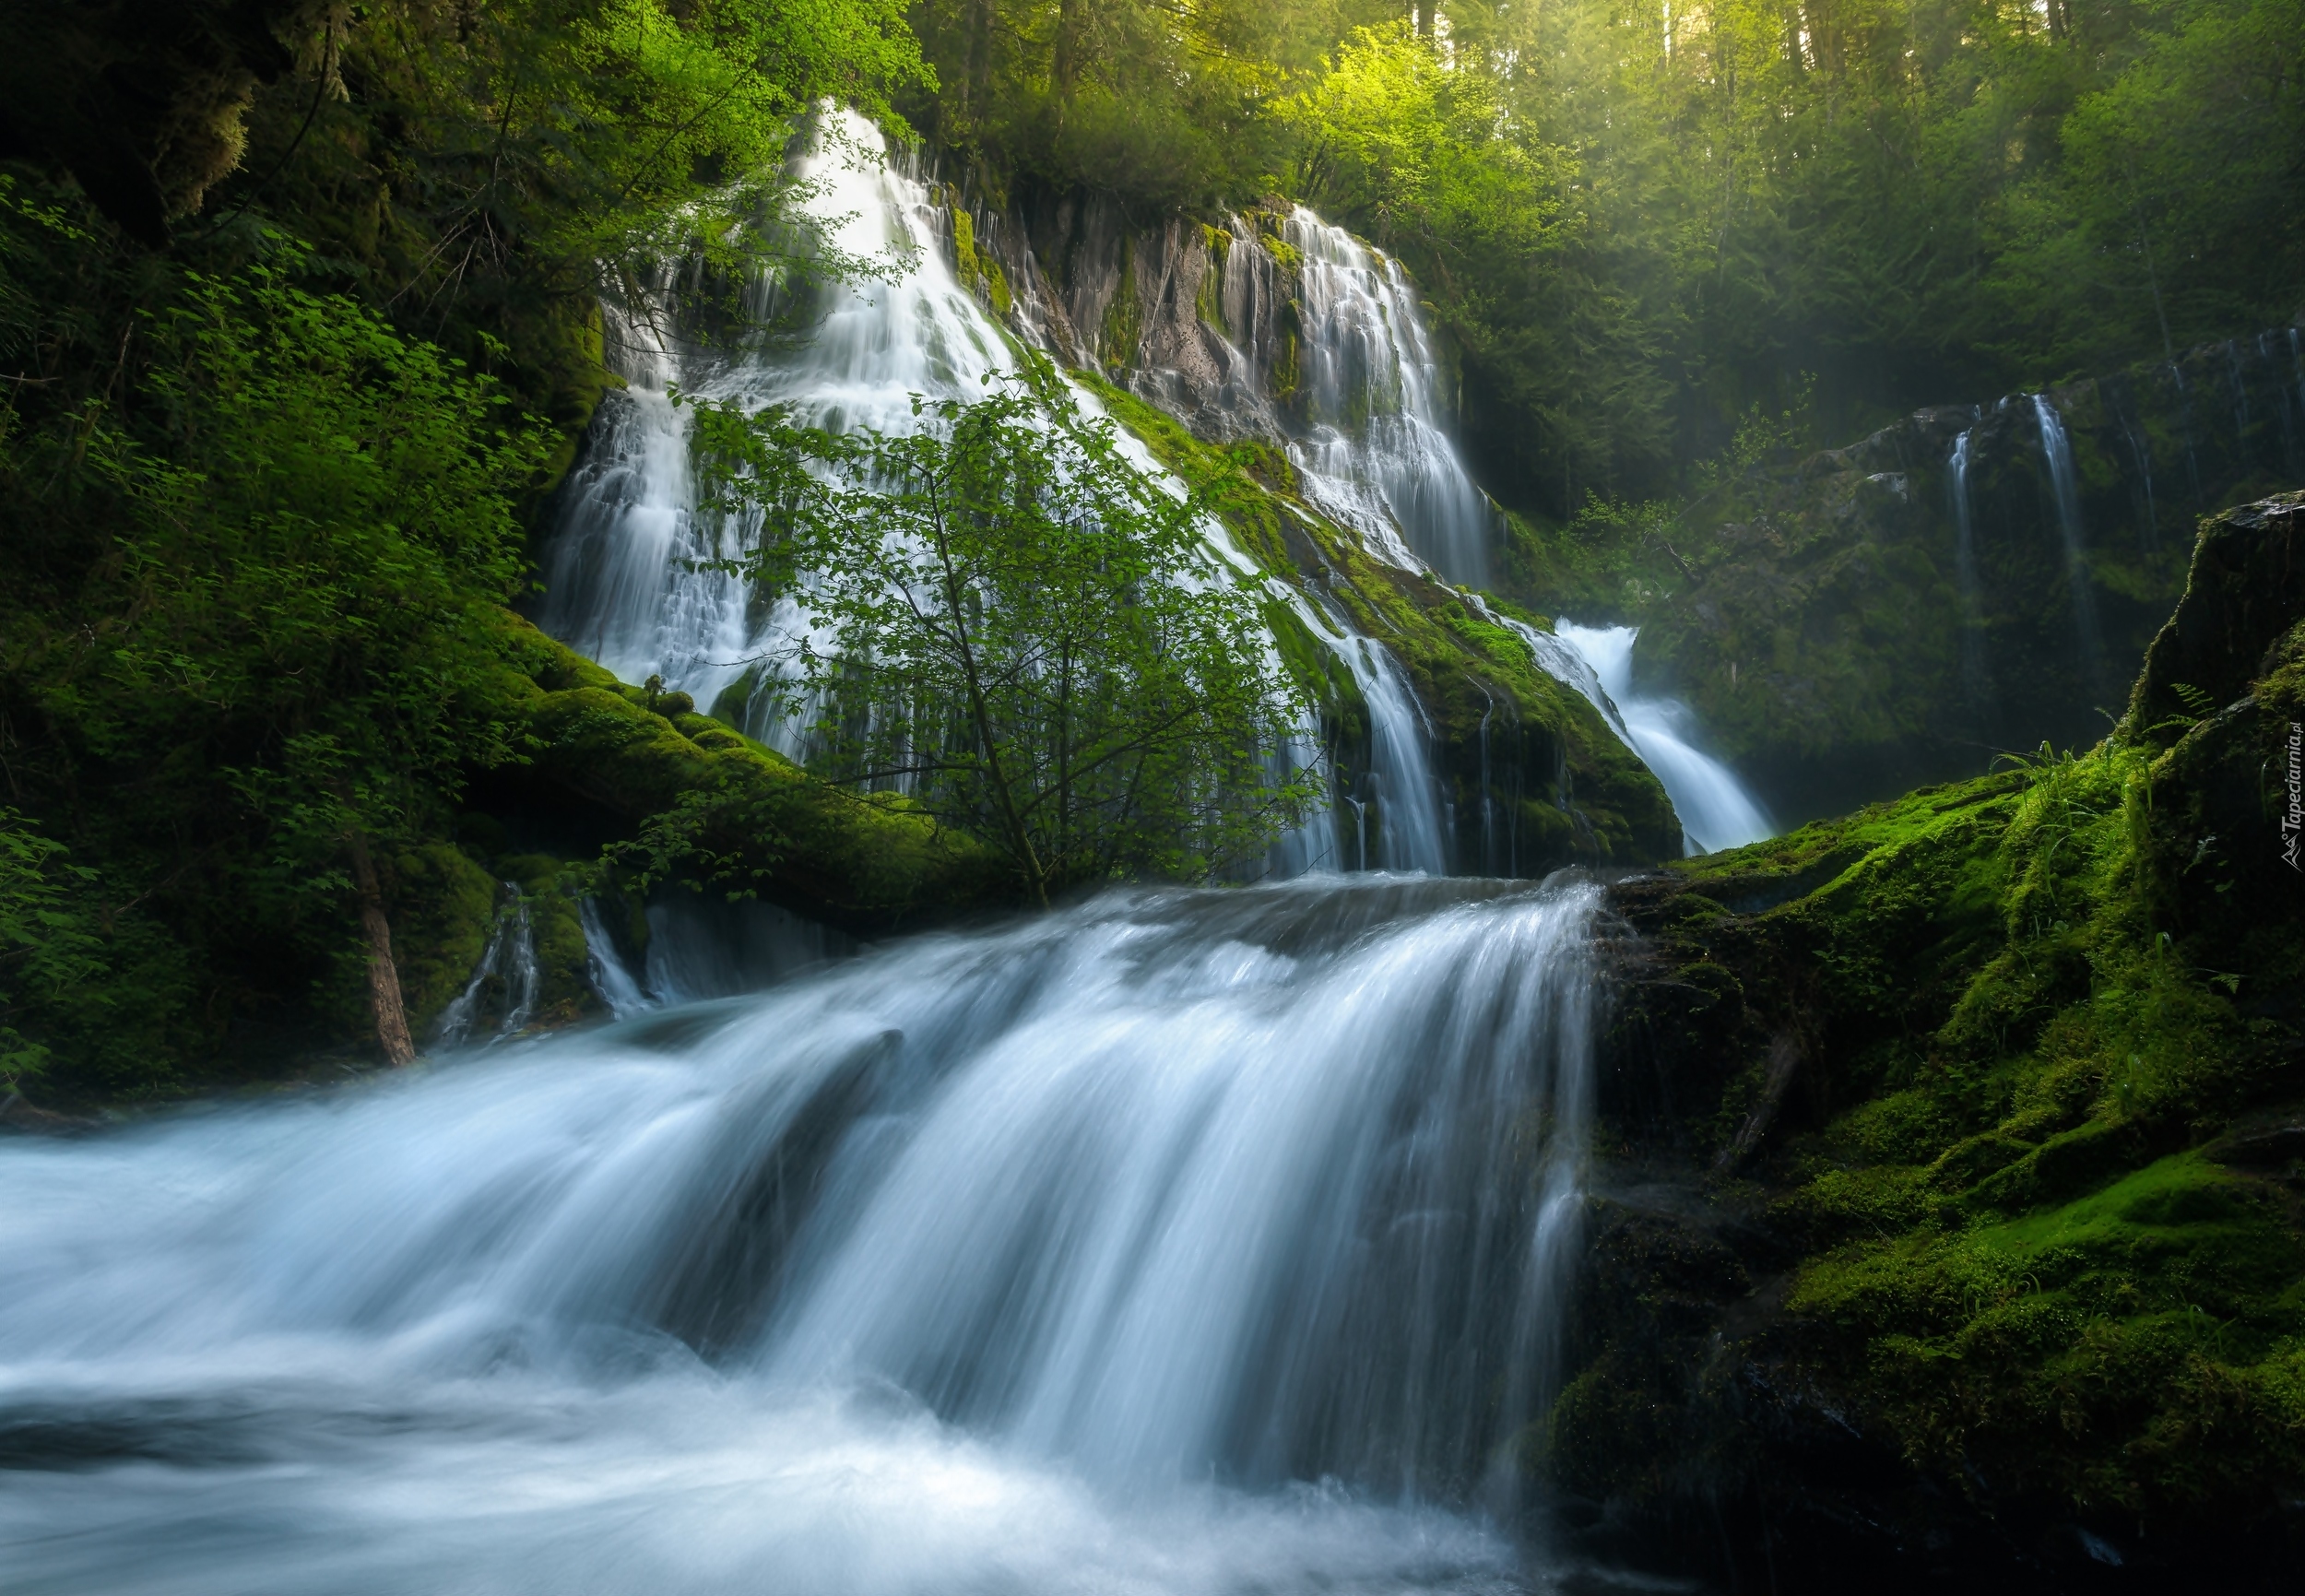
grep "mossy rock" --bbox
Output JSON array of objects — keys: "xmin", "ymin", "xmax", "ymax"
[
  {"xmin": 1561, "ymin": 493, "xmax": 2305, "ymax": 1582},
  {"xmin": 387, "ymin": 840, "xmax": 502, "ymax": 1038},
  {"xmin": 499, "ymin": 614, "xmax": 1008, "ymax": 934}
]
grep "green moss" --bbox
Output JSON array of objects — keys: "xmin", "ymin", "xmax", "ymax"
[
  {"xmin": 1074, "ymin": 372, "xmax": 1679, "ymax": 869},
  {"xmin": 1196, "ymin": 225, "xmax": 1229, "ymax": 335},
  {"xmin": 1788, "ymin": 1153, "xmax": 2305, "ymax": 1514},
  {"xmin": 945, "ymin": 206, "xmax": 1011, "ymax": 318},
  {"xmin": 1259, "ymin": 223, "xmax": 1301, "ymax": 274},
  {"xmin": 502, "ymin": 613, "xmax": 1005, "ymax": 933},
  {"xmin": 388, "ymin": 840, "xmax": 502, "ymax": 1036},
  {"xmin": 951, "ymin": 204, "xmax": 979, "ymax": 282},
  {"xmin": 1099, "ymin": 239, "xmax": 1140, "ymax": 368},
  {"xmin": 1270, "ymin": 327, "xmax": 1299, "ymax": 400},
  {"xmin": 1574, "ymin": 502, "xmax": 2305, "ymax": 1528}
]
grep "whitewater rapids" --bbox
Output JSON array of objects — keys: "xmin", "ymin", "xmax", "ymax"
[{"xmin": 0, "ymin": 876, "xmax": 1646, "ymax": 1596}]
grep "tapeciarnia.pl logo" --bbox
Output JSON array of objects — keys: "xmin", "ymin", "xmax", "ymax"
[{"xmin": 2285, "ymin": 721, "xmax": 2302, "ymax": 871}]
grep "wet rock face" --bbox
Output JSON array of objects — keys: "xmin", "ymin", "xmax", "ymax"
[
  {"xmin": 1636, "ymin": 333, "xmax": 2305, "ymax": 827},
  {"xmin": 2127, "ymin": 491, "xmax": 2305, "ymax": 734},
  {"xmin": 958, "ymin": 186, "xmax": 1294, "ymax": 443}
]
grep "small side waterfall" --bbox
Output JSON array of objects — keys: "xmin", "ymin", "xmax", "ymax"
[
  {"xmin": 1274, "ymin": 212, "xmax": 1496, "ymax": 587},
  {"xmin": 1480, "ymin": 604, "xmax": 1633, "ymax": 745},
  {"xmin": 580, "ymin": 897, "xmax": 653, "ymax": 1018},
  {"xmin": 0, "ymin": 877, "xmax": 1602, "ymax": 1595},
  {"xmin": 432, "ymin": 884, "xmax": 540, "ymax": 1048},
  {"xmin": 2169, "ymin": 360, "xmax": 2206, "ymax": 507},
  {"xmin": 578, "ymin": 893, "xmax": 853, "ymax": 1016},
  {"xmin": 1947, "ymin": 425, "xmax": 1992, "ymax": 712},
  {"xmin": 2030, "ymin": 394, "xmax": 2107, "ymax": 695},
  {"xmin": 1555, "ymin": 621, "xmax": 1772, "ymax": 856},
  {"xmin": 1340, "ymin": 632, "xmax": 1449, "ymax": 874},
  {"xmin": 1259, "ymin": 584, "xmax": 1449, "ymax": 876},
  {"xmin": 2108, "ymin": 381, "xmax": 2160, "ymax": 550},
  {"xmin": 2266, "ymin": 330, "xmax": 2302, "ymax": 470}
]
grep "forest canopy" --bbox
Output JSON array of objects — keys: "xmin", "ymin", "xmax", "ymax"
[{"xmin": 906, "ymin": 0, "xmax": 2304, "ymax": 507}]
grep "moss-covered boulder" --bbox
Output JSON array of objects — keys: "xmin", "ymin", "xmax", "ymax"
[
  {"xmin": 485, "ymin": 617, "xmax": 1008, "ymax": 938},
  {"xmin": 1558, "ymin": 492, "xmax": 2305, "ymax": 1591}
]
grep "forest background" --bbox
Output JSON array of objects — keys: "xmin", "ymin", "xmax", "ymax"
[{"xmin": 0, "ymin": 0, "xmax": 2299, "ymax": 1095}]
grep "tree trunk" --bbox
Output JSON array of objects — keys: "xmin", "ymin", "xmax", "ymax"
[
  {"xmin": 347, "ymin": 831, "xmax": 416, "ymax": 1065},
  {"xmin": 1055, "ymin": 0, "xmax": 1083, "ymax": 98}
]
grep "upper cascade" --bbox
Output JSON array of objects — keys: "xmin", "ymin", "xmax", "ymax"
[
  {"xmin": 535, "ymin": 110, "xmax": 1717, "ymax": 881},
  {"xmin": 538, "ymin": 108, "xmax": 1019, "ymax": 760},
  {"xmin": 958, "ymin": 185, "xmax": 1499, "ymax": 587},
  {"xmin": 1273, "ymin": 211, "xmax": 1497, "ymax": 588}
]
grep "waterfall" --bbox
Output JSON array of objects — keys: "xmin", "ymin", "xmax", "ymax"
[
  {"xmin": 432, "ymin": 884, "xmax": 540, "ymax": 1048},
  {"xmin": 535, "ymin": 110, "xmax": 1529, "ymax": 881},
  {"xmin": 537, "ymin": 109, "xmax": 1018, "ymax": 758},
  {"xmin": 1475, "ymin": 601, "xmax": 1777, "ymax": 857},
  {"xmin": 0, "ymin": 876, "xmax": 1602, "ymax": 1594},
  {"xmin": 2265, "ymin": 329, "xmax": 2303, "ymax": 474},
  {"xmin": 1275, "ymin": 211, "xmax": 1495, "ymax": 587},
  {"xmin": 580, "ymin": 897, "xmax": 653, "ymax": 1018},
  {"xmin": 640, "ymin": 892, "xmax": 849, "ymax": 1002},
  {"xmin": 578, "ymin": 893, "xmax": 853, "ymax": 1017},
  {"xmin": 1554, "ymin": 621, "xmax": 1772, "ymax": 856},
  {"xmin": 2109, "ymin": 382, "xmax": 2161, "ymax": 550},
  {"xmin": 1947, "ymin": 425, "xmax": 1992, "ymax": 711},
  {"xmin": 1338, "ymin": 632, "xmax": 1449, "ymax": 874},
  {"xmin": 2169, "ymin": 361, "xmax": 2205, "ymax": 506},
  {"xmin": 2030, "ymin": 395, "xmax": 2107, "ymax": 695},
  {"xmin": 1479, "ymin": 603, "xmax": 1632, "ymax": 745}
]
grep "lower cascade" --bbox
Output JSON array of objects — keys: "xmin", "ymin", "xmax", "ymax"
[
  {"xmin": 0, "ymin": 876, "xmax": 1603, "ymax": 1596},
  {"xmin": 1554, "ymin": 622, "xmax": 1772, "ymax": 856}
]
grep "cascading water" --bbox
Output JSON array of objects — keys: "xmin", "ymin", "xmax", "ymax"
[
  {"xmin": 2266, "ymin": 330, "xmax": 2302, "ymax": 471},
  {"xmin": 581, "ymin": 897, "xmax": 654, "ymax": 1018},
  {"xmin": 1476, "ymin": 605, "xmax": 1632, "ymax": 748},
  {"xmin": 536, "ymin": 111, "xmax": 1484, "ymax": 880},
  {"xmin": 1554, "ymin": 621, "xmax": 1772, "ymax": 856},
  {"xmin": 0, "ymin": 876, "xmax": 1607, "ymax": 1595},
  {"xmin": 1338, "ymin": 632, "xmax": 1450, "ymax": 874},
  {"xmin": 2108, "ymin": 382, "xmax": 2161, "ymax": 550},
  {"xmin": 578, "ymin": 893, "xmax": 853, "ymax": 1018},
  {"xmin": 2169, "ymin": 360, "xmax": 2206, "ymax": 508},
  {"xmin": 432, "ymin": 885, "xmax": 540, "ymax": 1047},
  {"xmin": 1275, "ymin": 212, "xmax": 1496, "ymax": 588},
  {"xmin": 537, "ymin": 110, "xmax": 1018, "ymax": 757},
  {"xmin": 1947, "ymin": 425, "xmax": 1992, "ymax": 712},
  {"xmin": 2030, "ymin": 395, "xmax": 2107, "ymax": 695}
]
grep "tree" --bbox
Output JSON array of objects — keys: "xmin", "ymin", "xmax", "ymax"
[
  {"xmin": 685, "ymin": 360, "xmax": 1323, "ymax": 903},
  {"xmin": 0, "ymin": 185, "xmax": 549, "ymax": 1077}
]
